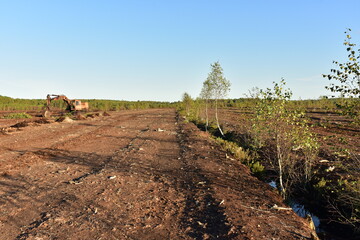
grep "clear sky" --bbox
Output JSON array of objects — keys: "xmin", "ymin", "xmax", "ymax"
[{"xmin": 0, "ymin": 0, "xmax": 359, "ymax": 101}]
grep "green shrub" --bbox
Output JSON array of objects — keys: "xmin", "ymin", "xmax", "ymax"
[
  {"xmin": 215, "ymin": 136, "xmax": 264, "ymax": 177},
  {"xmin": 249, "ymin": 161, "xmax": 265, "ymax": 178},
  {"xmin": 3, "ymin": 112, "xmax": 32, "ymax": 119},
  {"xmin": 214, "ymin": 137, "xmax": 255, "ymax": 164}
]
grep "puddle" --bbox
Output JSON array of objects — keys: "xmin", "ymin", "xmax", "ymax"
[
  {"xmin": 268, "ymin": 180, "xmax": 277, "ymax": 189},
  {"xmin": 266, "ymin": 181, "xmax": 350, "ymax": 239},
  {"xmin": 290, "ymin": 201, "xmax": 321, "ymax": 231},
  {"xmin": 267, "ymin": 181, "xmax": 321, "ymax": 232}
]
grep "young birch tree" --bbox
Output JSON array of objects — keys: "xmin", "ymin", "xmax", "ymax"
[
  {"xmin": 253, "ymin": 79, "xmax": 318, "ymax": 197},
  {"xmin": 323, "ymin": 28, "xmax": 360, "ymax": 124},
  {"xmin": 182, "ymin": 92, "xmax": 193, "ymax": 116},
  {"xmin": 200, "ymin": 79, "xmax": 212, "ymax": 131},
  {"xmin": 205, "ymin": 61, "xmax": 231, "ymax": 136}
]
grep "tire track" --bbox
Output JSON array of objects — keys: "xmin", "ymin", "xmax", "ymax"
[
  {"xmin": 1, "ymin": 112, "xmax": 152, "ymax": 239},
  {"xmin": 176, "ymin": 115, "xmax": 236, "ymax": 239},
  {"xmin": 4, "ymin": 109, "xmax": 234, "ymax": 239},
  {"xmin": 9, "ymin": 110, "xmax": 176, "ymax": 239}
]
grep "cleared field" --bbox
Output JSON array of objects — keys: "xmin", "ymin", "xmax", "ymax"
[{"xmin": 0, "ymin": 109, "xmax": 315, "ymax": 239}]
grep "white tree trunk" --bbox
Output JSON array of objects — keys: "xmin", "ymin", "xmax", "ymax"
[
  {"xmin": 215, "ymin": 99, "xmax": 224, "ymax": 136},
  {"xmin": 277, "ymin": 136, "xmax": 286, "ymax": 197},
  {"xmin": 205, "ymin": 99, "xmax": 209, "ymax": 131}
]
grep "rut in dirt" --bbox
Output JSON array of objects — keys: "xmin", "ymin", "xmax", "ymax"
[{"xmin": 177, "ymin": 120, "xmax": 236, "ymax": 239}]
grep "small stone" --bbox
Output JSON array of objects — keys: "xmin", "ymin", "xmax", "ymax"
[
  {"xmin": 203, "ymin": 233, "xmax": 210, "ymax": 240},
  {"xmin": 184, "ymin": 226, "xmax": 192, "ymax": 233}
]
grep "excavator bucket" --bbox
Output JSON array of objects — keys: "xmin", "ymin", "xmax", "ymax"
[{"xmin": 43, "ymin": 110, "xmax": 51, "ymax": 118}]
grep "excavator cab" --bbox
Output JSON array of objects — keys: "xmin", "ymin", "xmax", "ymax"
[{"xmin": 73, "ymin": 100, "xmax": 89, "ymax": 111}]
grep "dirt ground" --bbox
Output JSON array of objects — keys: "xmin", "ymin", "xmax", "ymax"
[{"xmin": 0, "ymin": 109, "xmax": 316, "ymax": 240}]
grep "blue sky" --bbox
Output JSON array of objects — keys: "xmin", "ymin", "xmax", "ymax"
[{"xmin": 0, "ymin": 0, "xmax": 359, "ymax": 101}]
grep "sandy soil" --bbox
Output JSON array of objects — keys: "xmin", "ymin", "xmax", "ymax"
[{"xmin": 0, "ymin": 109, "xmax": 315, "ymax": 240}]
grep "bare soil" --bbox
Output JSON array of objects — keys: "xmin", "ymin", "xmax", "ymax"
[{"xmin": 0, "ymin": 109, "xmax": 315, "ymax": 240}]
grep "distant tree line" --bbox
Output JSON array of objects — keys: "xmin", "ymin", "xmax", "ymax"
[{"xmin": 0, "ymin": 96, "xmax": 179, "ymax": 112}]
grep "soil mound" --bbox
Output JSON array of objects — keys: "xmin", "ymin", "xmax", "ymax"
[
  {"xmin": 11, "ymin": 121, "xmax": 29, "ymax": 128},
  {"xmin": 35, "ymin": 118, "xmax": 51, "ymax": 124},
  {"xmin": 56, "ymin": 116, "xmax": 74, "ymax": 123},
  {"xmin": 75, "ymin": 114, "xmax": 86, "ymax": 120}
]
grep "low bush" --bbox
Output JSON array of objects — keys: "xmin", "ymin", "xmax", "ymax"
[
  {"xmin": 251, "ymin": 80, "xmax": 319, "ymax": 197},
  {"xmin": 3, "ymin": 112, "xmax": 32, "ymax": 119}
]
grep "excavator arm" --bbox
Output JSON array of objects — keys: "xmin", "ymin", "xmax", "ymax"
[
  {"xmin": 46, "ymin": 94, "xmax": 74, "ymax": 111},
  {"xmin": 44, "ymin": 94, "xmax": 89, "ymax": 118}
]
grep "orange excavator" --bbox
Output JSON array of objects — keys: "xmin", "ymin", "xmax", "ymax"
[{"xmin": 44, "ymin": 94, "xmax": 89, "ymax": 117}]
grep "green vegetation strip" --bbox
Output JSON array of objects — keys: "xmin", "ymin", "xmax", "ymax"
[{"xmin": 2, "ymin": 112, "xmax": 32, "ymax": 119}]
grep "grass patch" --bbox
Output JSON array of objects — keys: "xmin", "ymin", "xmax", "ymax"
[
  {"xmin": 2, "ymin": 113, "xmax": 32, "ymax": 119},
  {"xmin": 188, "ymin": 118, "xmax": 266, "ymax": 178},
  {"xmin": 214, "ymin": 136, "xmax": 265, "ymax": 178}
]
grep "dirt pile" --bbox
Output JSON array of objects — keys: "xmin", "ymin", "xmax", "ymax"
[
  {"xmin": 35, "ymin": 118, "xmax": 51, "ymax": 124},
  {"xmin": 75, "ymin": 114, "xmax": 86, "ymax": 120},
  {"xmin": 10, "ymin": 121, "xmax": 29, "ymax": 128},
  {"xmin": 56, "ymin": 116, "xmax": 74, "ymax": 123}
]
